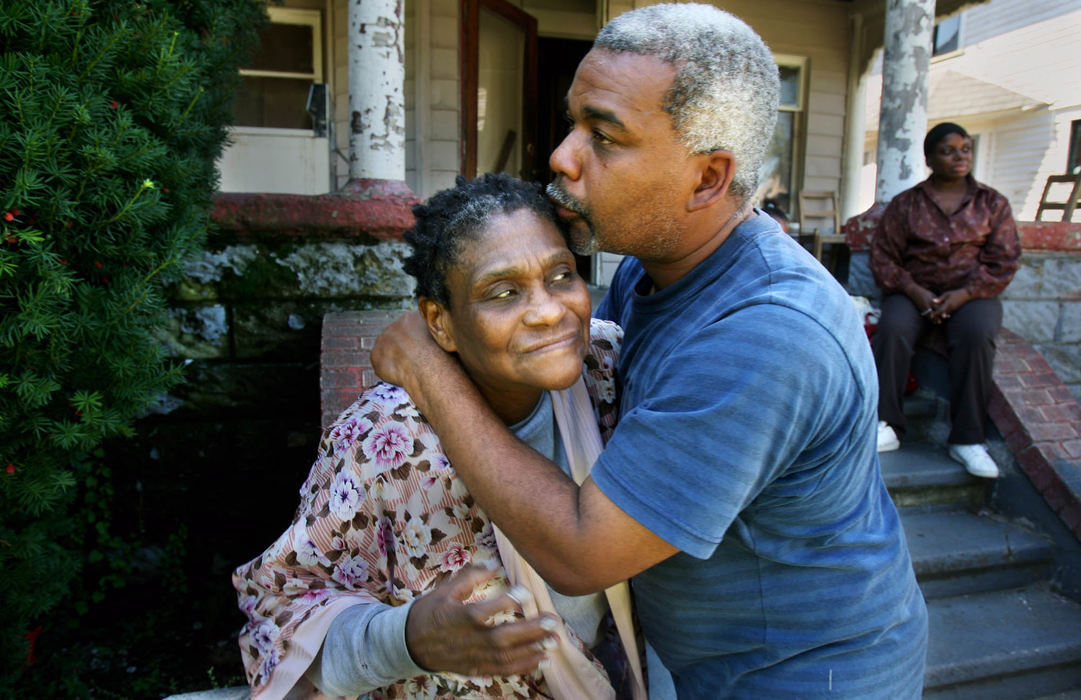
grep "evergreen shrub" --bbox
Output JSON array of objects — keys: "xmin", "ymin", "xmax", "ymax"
[{"xmin": 0, "ymin": 0, "xmax": 265, "ymax": 687}]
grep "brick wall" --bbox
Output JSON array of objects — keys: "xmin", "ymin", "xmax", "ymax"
[
  {"xmin": 320, "ymin": 310, "xmax": 401, "ymax": 427},
  {"xmin": 991, "ymin": 329, "xmax": 1081, "ymax": 539}
]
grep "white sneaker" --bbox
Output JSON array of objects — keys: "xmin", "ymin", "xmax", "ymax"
[
  {"xmin": 948, "ymin": 443, "xmax": 1000, "ymax": 479},
  {"xmin": 877, "ymin": 421, "xmax": 900, "ymax": 452}
]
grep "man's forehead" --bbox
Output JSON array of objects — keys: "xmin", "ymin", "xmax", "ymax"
[{"xmin": 566, "ymin": 51, "xmax": 674, "ymax": 117}]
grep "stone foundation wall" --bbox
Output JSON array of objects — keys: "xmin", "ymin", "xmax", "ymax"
[
  {"xmin": 845, "ymin": 221, "xmax": 1081, "ymax": 402},
  {"xmin": 118, "ymin": 188, "xmax": 419, "ymax": 581}
]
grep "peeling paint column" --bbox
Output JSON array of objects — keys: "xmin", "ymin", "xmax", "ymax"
[
  {"xmin": 348, "ymin": 0, "xmax": 406, "ymax": 182},
  {"xmin": 875, "ymin": 0, "xmax": 934, "ymax": 203},
  {"xmin": 842, "ymin": 12, "xmax": 867, "ymax": 220}
]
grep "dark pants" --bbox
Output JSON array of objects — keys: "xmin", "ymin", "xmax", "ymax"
[{"xmin": 872, "ymin": 294, "xmax": 1002, "ymax": 445}]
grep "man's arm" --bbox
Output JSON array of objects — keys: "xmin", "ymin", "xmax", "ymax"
[{"xmin": 371, "ymin": 312, "xmax": 677, "ymax": 595}]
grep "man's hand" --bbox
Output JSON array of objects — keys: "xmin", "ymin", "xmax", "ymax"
[
  {"xmin": 371, "ymin": 311, "xmax": 456, "ymax": 397},
  {"xmin": 405, "ymin": 563, "xmax": 559, "ymax": 677},
  {"xmin": 928, "ymin": 288, "xmax": 971, "ymax": 324}
]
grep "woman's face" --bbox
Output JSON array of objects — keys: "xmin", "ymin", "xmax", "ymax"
[
  {"xmin": 927, "ymin": 132, "xmax": 973, "ymax": 182},
  {"xmin": 422, "ymin": 208, "xmax": 592, "ymax": 422}
]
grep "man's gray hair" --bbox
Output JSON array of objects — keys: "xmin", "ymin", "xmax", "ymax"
[{"xmin": 595, "ymin": 3, "xmax": 780, "ymax": 198}]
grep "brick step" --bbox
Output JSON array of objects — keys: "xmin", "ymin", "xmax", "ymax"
[
  {"xmin": 902, "ymin": 508, "xmax": 1056, "ymax": 599},
  {"xmin": 881, "ymin": 441, "xmax": 991, "ymax": 509},
  {"xmin": 923, "ymin": 583, "xmax": 1081, "ymax": 698}
]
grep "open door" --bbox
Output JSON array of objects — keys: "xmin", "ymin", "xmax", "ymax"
[{"xmin": 460, "ymin": 0, "xmax": 540, "ymax": 182}]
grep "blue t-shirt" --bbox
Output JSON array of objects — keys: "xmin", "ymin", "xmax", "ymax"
[{"xmin": 593, "ymin": 212, "xmax": 928, "ymax": 698}]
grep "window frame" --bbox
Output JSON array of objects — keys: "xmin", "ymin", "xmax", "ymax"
[
  {"xmin": 932, "ymin": 14, "xmax": 962, "ymax": 59},
  {"xmin": 236, "ymin": 7, "xmax": 324, "ymax": 131},
  {"xmin": 770, "ymin": 54, "xmax": 808, "ymax": 223}
]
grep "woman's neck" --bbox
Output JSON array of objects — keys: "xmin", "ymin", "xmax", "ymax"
[
  {"xmin": 477, "ymin": 385, "xmax": 545, "ymax": 426},
  {"xmin": 930, "ymin": 173, "xmax": 968, "ymax": 193}
]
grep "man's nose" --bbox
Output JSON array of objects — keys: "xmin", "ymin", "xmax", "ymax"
[{"xmin": 549, "ymin": 131, "xmax": 581, "ymax": 181}]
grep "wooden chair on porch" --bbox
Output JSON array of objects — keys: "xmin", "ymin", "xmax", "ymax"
[
  {"xmin": 1035, "ymin": 172, "xmax": 1081, "ymax": 222},
  {"xmin": 798, "ymin": 190, "xmax": 849, "ymax": 282}
]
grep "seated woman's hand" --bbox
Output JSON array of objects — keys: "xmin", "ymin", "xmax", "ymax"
[
  {"xmin": 405, "ymin": 563, "xmax": 559, "ymax": 678},
  {"xmin": 907, "ymin": 286, "xmax": 937, "ymax": 318},
  {"xmin": 928, "ymin": 288, "xmax": 972, "ymax": 323}
]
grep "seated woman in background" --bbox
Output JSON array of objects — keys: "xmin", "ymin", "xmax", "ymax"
[
  {"xmin": 233, "ymin": 174, "xmax": 645, "ymax": 699},
  {"xmin": 870, "ymin": 122, "xmax": 1021, "ymax": 478}
]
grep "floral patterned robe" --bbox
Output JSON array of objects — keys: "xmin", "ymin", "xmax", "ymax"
[{"xmin": 233, "ymin": 319, "xmax": 623, "ymax": 699}]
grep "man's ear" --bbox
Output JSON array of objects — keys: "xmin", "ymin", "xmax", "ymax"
[
  {"xmin": 688, "ymin": 149, "xmax": 737, "ymax": 212},
  {"xmin": 418, "ymin": 297, "xmax": 458, "ymax": 353}
]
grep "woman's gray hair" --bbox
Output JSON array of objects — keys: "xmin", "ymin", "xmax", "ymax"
[{"xmin": 595, "ymin": 3, "xmax": 780, "ymax": 199}]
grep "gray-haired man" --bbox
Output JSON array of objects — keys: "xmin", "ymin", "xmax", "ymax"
[{"xmin": 375, "ymin": 4, "xmax": 928, "ymax": 696}]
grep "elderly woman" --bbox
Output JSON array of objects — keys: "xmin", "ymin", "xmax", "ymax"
[
  {"xmin": 232, "ymin": 174, "xmax": 645, "ymax": 699},
  {"xmin": 870, "ymin": 122, "xmax": 1021, "ymax": 478}
]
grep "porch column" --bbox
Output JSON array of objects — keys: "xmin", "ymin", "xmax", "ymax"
[
  {"xmin": 841, "ymin": 12, "xmax": 867, "ymax": 220},
  {"xmin": 347, "ymin": 0, "xmax": 406, "ymax": 182},
  {"xmin": 875, "ymin": 0, "xmax": 934, "ymax": 203}
]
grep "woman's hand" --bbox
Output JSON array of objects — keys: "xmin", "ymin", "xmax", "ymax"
[
  {"xmin": 928, "ymin": 288, "xmax": 972, "ymax": 323},
  {"xmin": 405, "ymin": 563, "xmax": 559, "ymax": 677},
  {"xmin": 907, "ymin": 286, "xmax": 938, "ymax": 319}
]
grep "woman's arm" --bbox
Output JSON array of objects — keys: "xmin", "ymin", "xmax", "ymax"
[
  {"xmin": 308, "ymin": 564, "xmax": 554, "ymax": 695},
  {"xmin": 233, "ymin": 395, "xmax": 557, "ymax": 696},
  {"xmin": 967, "ymin": 194, "xmax": 1021, "ymax": 299},
  {"xmin": 870, "ymin": 197, "xmax": 937, "ymax": 312}
]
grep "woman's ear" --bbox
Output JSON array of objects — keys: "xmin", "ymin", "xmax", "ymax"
[
  {"xmin": 688, "ymin": 149, "xmax": 737, "ymax": 212},
  {"xmin": 418, "ymin": 297, "xmax": 457, "ymax": 353}
]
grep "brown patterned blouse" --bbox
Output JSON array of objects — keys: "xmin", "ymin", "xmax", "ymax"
[{"xmin": 869, "ymin": 176, "xmax": 1020, "ymax": 299}]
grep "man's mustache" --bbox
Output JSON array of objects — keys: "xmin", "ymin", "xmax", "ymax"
[{"xmin": 545, "ymin": 181, "xmax": 586, "ymax": 217}]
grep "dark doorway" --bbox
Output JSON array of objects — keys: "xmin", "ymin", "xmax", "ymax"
[{"xmin": 537, "ymin": 36, "xmax": 594, "ymax": 280}]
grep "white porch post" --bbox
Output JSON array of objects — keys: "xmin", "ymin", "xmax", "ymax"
[
  {"xmin": 875, "ymin": 0, "xmax": 935, "ymax": 204},
  {"xmin": 841, "ymin": 12, "xmax": 867, "ymax": 221},
  {"xmin": 347, "ymin": 0, "xmax": 406, "ymax": 182}
]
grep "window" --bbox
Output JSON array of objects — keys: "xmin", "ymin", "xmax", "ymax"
[
  {"xmin": 757, "ymin": 59, "xmax": 805, "ymax": 218},
  {"xmin": 933, "ymin": 15, "xmax": 961, "ymax": 57},
  {"xmin": 234, "ymin": 8, "xmax": 323, "ymax": 129},
  {"xmin": 1069, "ymin": 120, "xmax": 1081, "ymax": 175}
]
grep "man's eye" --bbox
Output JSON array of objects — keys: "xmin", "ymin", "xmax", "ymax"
[
  {"xmin": 593, "ymin": 130, "xmax": 613, "ymax": 145},
  {"xmin": 492, "ymin": 288, "xmax": 515, "ymax": 300}
]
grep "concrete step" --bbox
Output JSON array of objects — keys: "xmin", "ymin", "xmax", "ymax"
[
  {"xmin": 902, "ymin": 509, "xmax": 1055, "ymax": 599},
  {"xmin": 881, "ymin": 441, "xmax": 991, "ymax": 509},
  {"xmin": 923, "ymin": 583, "xmax": 1081, "ymax": 699}
]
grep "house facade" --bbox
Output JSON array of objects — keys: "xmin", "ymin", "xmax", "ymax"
[
  {"xmin": 859, "ymin": 0, "xmax": 1081, "ymax": 220},
  {"xmin": 215, "ymin": 0, "xmax": 977, "ymax": 285}
]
